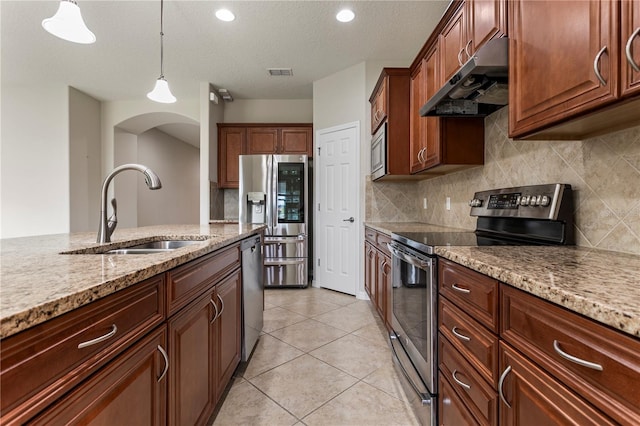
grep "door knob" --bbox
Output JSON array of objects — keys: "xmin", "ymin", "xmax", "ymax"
[{"xmin": 343, "ymin": 217, "xmax": 355, "ymax": 223}]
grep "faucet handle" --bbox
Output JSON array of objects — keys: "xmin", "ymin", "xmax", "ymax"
[{"xmin": 107, "ymin": 198, "xmax": 118, "ymax": 235}]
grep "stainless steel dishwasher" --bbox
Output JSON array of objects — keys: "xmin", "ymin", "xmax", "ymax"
[{"xmin": 240, "ymin": 235, "xmax": 264, "ymax": 361}]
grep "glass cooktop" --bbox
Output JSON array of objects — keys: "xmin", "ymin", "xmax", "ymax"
[{"xmin": 391, "ymin": 230, "xmax": 541, "ymax": 255}]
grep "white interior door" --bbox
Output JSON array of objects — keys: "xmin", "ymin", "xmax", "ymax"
[{"xmin": 315, "ymin": 122, "xmax": 359, "ymax": 295}]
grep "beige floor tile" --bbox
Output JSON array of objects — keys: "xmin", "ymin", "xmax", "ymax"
[
  {"xmin": 212, "ymin": 381, "xmax": 297, "ymax": 426},
  {"xmin": 313, "ymin": 304, "xmax": 376, "ymax": 332},
  {"xmin": 262, "ymin": 307, "xmax": 307, "ymax": 333},
  {"xmin": 269, "ymin": 319, "xmax": 348, "ymax": 352},
  {"xmin": 351, "ymin": 321, "xmax": 390, "ymax": 348},
  {"xmin": 242, "ymin": 334, "xmax": 304, "ymax": 379},
  {"xmin": 310, "ymin": 334, "xmax": 390, "ymax": 379},
  {"xmin": 264, "ymin": 288, "xmax": 315, "ymax": 307},
  {"xmin": 302, "ymin": 381, "xmax": 419, "ymax": 426},
  {"xmin": 312, "ymin": 287, "xmax": 359, "ymax": 306},
  {"xmin": 362, "ymin": 363, "xmax": 411, "ymax": 402},
  {"xmin": 249, "ymin": 355, "xmax": 358, "ymax": 419},
  {"xmin": 280, "ymin": 299, "xmax": 342, "ymax": 317}
]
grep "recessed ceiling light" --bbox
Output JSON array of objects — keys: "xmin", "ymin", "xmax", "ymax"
[
  {"xmin": 336, "ymin": 9, "xmax": 355, "ymax": 23},
  {"xmin": 215, "ymin": 9, "xmax": 235, "ymax": 22}
]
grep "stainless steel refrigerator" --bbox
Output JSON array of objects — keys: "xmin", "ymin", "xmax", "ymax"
[{"xmin": 239, "ymin": 154, "xmax": 309, "ymax": 288}]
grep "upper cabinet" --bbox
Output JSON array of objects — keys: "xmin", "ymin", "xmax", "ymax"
[
  {"xmin": 440, "ymin": 0, "xmax": 507, "ymax": 84},
  {"xmin": 508, "ymin": 0, "xmax": 640, "ymax": 139},
  {"xmin": 218, "ymin": 124, "xmax": 313, "ymax": 189},
  {"xmin": 369, "ymin": 68, "xmax": 411, "ymax": 180}
]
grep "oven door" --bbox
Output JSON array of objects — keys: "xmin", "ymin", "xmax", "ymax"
[{"xmin": 388, "ymin": 241, "xmax": 438, "ymax": 394}]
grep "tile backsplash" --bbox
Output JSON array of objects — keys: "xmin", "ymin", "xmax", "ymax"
[{"xmin": 366, "ymin": 107, "xmax": 640, "ymax": 255}]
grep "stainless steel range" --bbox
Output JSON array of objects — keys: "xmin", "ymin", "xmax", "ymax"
[{"xmin": 387, "ymin": 184, "xmax": 574, "ymax": 425}]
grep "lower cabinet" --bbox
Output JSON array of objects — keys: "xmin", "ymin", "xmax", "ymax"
[
  {"xmin": 29, "ymin": 327, "xmax": 168, "ymax": 425},
  {"xmin": 214, "ymin": 269, "xmax": 242, "ymax": 399},
  {"xmin": 364, "ymin": 227, "xmax": 392, "ymax": 330},
  {"xmin": 498, "ymin": 343, "xmax": 615, "ymax": 426},
  {"xmin": 439, "ymin": 373, "xmax": 480, "ymax": 426}
]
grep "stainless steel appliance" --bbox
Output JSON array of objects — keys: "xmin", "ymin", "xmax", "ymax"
[
  {"xmin": 240, "ymin": 235, "xmax": 263, "ymax": 361},
  {"xmin": 371, "ymin": 122, "xmax": 387, "ymax": 180},
  {"xmin": 420, "ymin": 37, "xmax": 508, "ymax": 117},
  {"xmin": 239, "ymin": 154, "xmax": 309, "ymax": 287},
  {"xmin": 388, "ymin": 183, "xmax": 574, "ymax": 425}
]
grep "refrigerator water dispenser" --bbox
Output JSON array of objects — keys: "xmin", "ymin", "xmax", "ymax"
[{"xmin": 247, "ymin": 192, "xmax": 266, "ymax": 224}]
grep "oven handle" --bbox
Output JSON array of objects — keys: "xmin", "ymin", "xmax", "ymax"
[
  {"xmin": 387, "ymin": 243, "xmax": 430, "ymax": 269},
  {"xmin": 389, "ymin": 333, "xmax": 431, "ymax": 403}
]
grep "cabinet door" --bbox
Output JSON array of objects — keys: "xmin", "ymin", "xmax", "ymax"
[
  {"xmin": 218, "ymin": 127, "xmax": 245, "ymax": 188},
  {"xmin": 621, "ymin": 0, "xmax": 640, "ymax": 97},
  {"xmin": 280, "ymin": 127, "xmax": 312, "ymax": 156},
  {"xmin": 466, "ymin": 0, "xmax": 506, "ymax": 55},
  {"xmin": 509, "ymin": 0, "xmax": 619, "ymax": 138},
  {"xmin": 379, "ymin": 253, "xmax": 392, "ymax": 330},
  {"xmin": 440, "ymin": 4, "xmax": 466, "ymax": 83},
  {"xmin": 168, "ymin": 293, "xmax": 216, "ymax": 426},
  {"xmin": 409, "ymin": 59, "xmax": 426, "ymax": 174},
  {"xmin": 364, "ymin": 242, "xmax": 375, "ymax": 299},
  {"xmin": 29, "ymin": 327, "xmax": 168, "ymax": 426},
  {"xmin": 499, "ymin": 343, "xmax": 616, "ymax": 426},
  {"xmin": 247, "ymin": 127, "xmax": 278, "ymax": 154},
  {"xmin": 371, "ymin": 81, "xmax": 387, "ymax": 134},
  {"xmin": 214, "ymin": 269, "xmax": 242, "ymax": 400},
  {"xmin": 439, "ymin": 373, "xmax": 480, "ymax": 426},
  {"xmin": 423, "ymin": 46, "xmax": 442, "ymax": 169},
  {"xmin": 375, "ymin": 252, "xmax": 387, "ymax": 319}
]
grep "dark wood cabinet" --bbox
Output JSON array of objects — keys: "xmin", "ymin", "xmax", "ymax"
[
  {"xmin": 621, "ymin": 0, "xmax": 640, "ymax": 97},
  {"xmin": 363, "ymin": 227, "xmax": 392, "ymax": 329},
  {"xmin": 29, "ymin": 327, "xmax": 168, "ymax": 426},
  {"xmin": 465, "ymin": 0, "xmax": 507, "ymax": 56},
  {"xmin": 440, "ymin": 3, "xmax": 467, "ymax": 84},
  {"xmin": 214, "ymin": 269, "xmax": 242, "ymax": 399},
  {"xmin": 168, "ymin": 292, "xmax": 216, "ymax": 426},
  {"xmin": 218, "ymin": 124, "xmax": 313, "ymax": 188},
  {"xmin": 508, "ymin": 0, "xmax": 619, "ymax": 139},
  {"xmin": 409, "ymin": 59, "xmax": 426, "ymax": 174},
  {"xmin": 218, "ymin": 126, "xmax": 245, "ymax": 189},
  {"xmin": 499, "ymin": 343, "xmax": 615, "ymax": 426},
  {"xmin": 439, "ymin": 373, "xmax": 481, "ymax": 426},
  {"xmin": 369, "ymin": 68, "xmax": 411, "ymax": 180}
]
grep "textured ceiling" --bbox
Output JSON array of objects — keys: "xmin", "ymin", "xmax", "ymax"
[{"xmin": 1, "ymin": 0, "xmax": 450, "ymax": 102}]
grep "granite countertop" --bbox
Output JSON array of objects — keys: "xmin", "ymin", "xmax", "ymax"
[
  {"xmin": 366, "ymin": 222, "xmax": 640, "ymax": 339},
  {"xmin": 0, "ymin": 224, "xmax": 265, "ymax": 339}
]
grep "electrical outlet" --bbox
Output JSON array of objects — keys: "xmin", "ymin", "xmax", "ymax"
[
  {"xmin": 446, "ymin": 197, "xmax": 451, "ymax": 211},
  {"xmin": 423, "ymin": 197, "xmax": 428, "ymax": 209}
]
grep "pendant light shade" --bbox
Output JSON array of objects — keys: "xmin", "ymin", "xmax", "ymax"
[
  {"xmin": 42, "ymin": 0, "xmax": 96, "ymax": 44},
  {"xmin": 148, "ymin": 0, "xmax": 176, "ymax": 103},
  {"xmin": 147, "ymin": 78, "xmax": 177, "ymax": 103}
]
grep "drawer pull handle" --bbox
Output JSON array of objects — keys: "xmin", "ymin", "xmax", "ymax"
[
  {"xmin": 452, "ymin": 326, "xmax": 471, "ymax": 342},
  {"xmin": 210, "ymin": 299, "xmax": 219, "ymax": 323},
  {"xmin": 157, "ymin": 345, "xmax": 169, "ymax": 382},
  {"xmin": 78, "ymin": 324, "xmax": 118, "ymax": 349},
  {"xmin": 553, "ymin": 340, "xmax": 603, "ymax": 371},
  {"xmin": 593, "ymin": 46, "xmax": 608, "ymax": 87},
  {"xmin": 625, "ymin": 27, "xmax": 640, "ymax": 72},
  {"xmin": 498, "ymin": 365, "xmax": 512, "ymax": 408},
  {"xmin": 451, "ymin": 284, "xmax": 470, "ymax": 294},
  {"xmin": 452, "ymin": 370, "xmax": 471, "ymax": 390},
  {"xmin": 217, "ymin": 294, "xmax": 225, "ymax": 317}
]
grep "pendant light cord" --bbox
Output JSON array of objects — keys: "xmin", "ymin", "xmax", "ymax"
[{"xmin": 159, "ymin": 0, "xmax": 165, "ymax": 78}]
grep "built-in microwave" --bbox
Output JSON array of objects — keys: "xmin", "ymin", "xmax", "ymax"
[{"xmin": 371, "ymin": 122, "xmax": 386, "ymax": 180}]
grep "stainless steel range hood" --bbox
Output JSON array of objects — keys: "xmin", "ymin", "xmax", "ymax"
[{"xmin": 420, "ymin": 37, "xmax": 508, "ymax": 117}]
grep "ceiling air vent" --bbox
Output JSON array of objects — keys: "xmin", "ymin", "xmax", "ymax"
[{"xmin": 267, "ymin": 68, "xmax": 293, "ymax": 76}]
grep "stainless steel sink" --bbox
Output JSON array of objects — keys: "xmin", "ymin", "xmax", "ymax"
[{"xmin": 104, "ymin": 240, "xmax": 202, "ymax": 255}]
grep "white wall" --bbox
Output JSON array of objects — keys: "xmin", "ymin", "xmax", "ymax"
[
  {"xmin": 1, "ymin": 85, "xmax": 69, "ymax": 238},
  {"xmin": 113, "ymin": 129, "xmax": 139, "ymax": 229},
  {"xmin": 201, "ymin": 83, "xmax": 225, "ymax": 223},
  {"xmin": 223, "ymin": 99, "xmax": 313, "ymax": 123},
  {"xmin": 137, "ymin": 128, "xmax": 199, "ymax": 226},
  {"xmin": 69, "ymin": 87, "xmax": 101, "ymax": 233}
]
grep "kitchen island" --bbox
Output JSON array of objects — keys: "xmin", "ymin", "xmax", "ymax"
[{"xmin": 1, "ymin": 223, "xmax": 265, "ymax": 425}]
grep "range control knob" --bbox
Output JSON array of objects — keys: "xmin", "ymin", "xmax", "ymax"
[
  {"xmin": 468, "ymin": 198, "xmax": 483, "ymax": 207},
  {"xmin": 540, "ymin": 195, "xmax": 550, "ymax": 206},
  {"xmin": 520, "ymin": 196, "xmax": 530, "ymax": 206},
  {"xmin": 530, "ymin": 195, "xmax": 540, "ymax": 206}
]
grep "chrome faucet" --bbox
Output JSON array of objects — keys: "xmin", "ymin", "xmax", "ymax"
[{"xmin": 97, "ymin": 163, "xmax": 162, "ymax": 243}]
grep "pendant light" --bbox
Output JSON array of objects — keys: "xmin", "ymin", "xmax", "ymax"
[
  {"xmin": 42, "ymin": 0, "xmax": 96, "ymax": 44},
  {"xmin": 147, "ymin": 0, "xmax": 176, "ymax": 103}
]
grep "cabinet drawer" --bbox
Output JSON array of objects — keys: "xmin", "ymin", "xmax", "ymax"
[
  {"xmin": 501, "ymin": 284, "xmax": 640, "ymax": 425},
  {"xmin": 440, "ymin": 297, "xmax": 499, "ymax": 387},
  {"xmin": 376, "ymin": 232, "xmax": 391, "ymax": 254},
  {"xmin": 439, "ymin": 334, "xmax": 498, "ymax": 426},
  {"xmin": 365, "ymin": 227, "xmax": 377, "ymax": 244},
  {"xmin": 167, "ymin": 242, "xmax": 240, "ymax": 315},
  {"xmin": 439, "ymin": 373, "xmax": 480, "ymax": 426},
  {"xmin": 439, "ymin": 259, "xmax": 499, "ymax": 332},
  {"xmin": 0, "ymin": 276, "xmax": 165, "ymax": 424}
]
